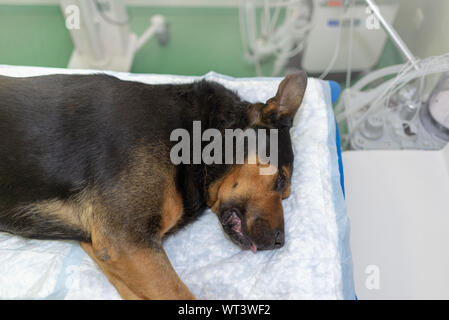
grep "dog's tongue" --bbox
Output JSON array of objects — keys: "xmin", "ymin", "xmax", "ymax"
[{"xmin": 250, "ymin": 242, "xmax": 257, "ymax": 254}]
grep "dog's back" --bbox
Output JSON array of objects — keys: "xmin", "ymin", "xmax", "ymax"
[
  {"xmin": 0, "ymin": 74, "xmax": 249, "ymax": 243},
  {"xmin": 0, "ymin": 75, "xmax": 131, "ymax": 239},
  {"xmin": 0, "ymin": 75, "xmax": 207, "ymax": 240}
]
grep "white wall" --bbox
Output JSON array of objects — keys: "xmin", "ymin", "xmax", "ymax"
[{"xmin": 394, "ymin": 0, "xmax": 449, "ymax": 58}]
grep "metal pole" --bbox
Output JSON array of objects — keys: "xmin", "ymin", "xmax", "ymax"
[{"xmin": 365, "ymin": 0, "xmax": 419, "ymax": 69}]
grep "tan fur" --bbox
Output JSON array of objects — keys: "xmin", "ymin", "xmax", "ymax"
[
  {"xmin": 78, "ymin": 144, "xmax": 194, "ymax": 299},
  {"xmin": 13, "ymin": 187, "xmax": 96, "ymax": 235},
  {"xmin": 159, "ymin": 173, "xmax": 184, "ymax": 236},
  {"xmin": 95, "ymin": 142, "xmax": 172, "ymax": 244},
  {"xmin": 81, "ymin": 233, "xmax": 194, "ymax": 300},
  {"xmin": 207, "ymin": 156, "xmax": 287, "ymax": 231},
  {"xmin": 14, "ymin": 142, "xmax": 194, "ymax": 299}
]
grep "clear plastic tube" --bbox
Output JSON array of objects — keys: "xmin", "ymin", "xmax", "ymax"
[
  {"xmin": 337, "ymin": 54, "xmax": 449, "ymax": 147},
  {"xmin": 239, "ymin": 0, "xmax": 312, "ymax": 76}
]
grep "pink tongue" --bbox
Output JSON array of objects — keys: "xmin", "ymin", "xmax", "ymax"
[{"xmin": 250, "ymin": 243, "xmax": 257, "ymax": 254}]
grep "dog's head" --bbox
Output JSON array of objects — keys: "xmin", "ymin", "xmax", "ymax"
[{"xmin": 207, "ymin": 71, "xmax": 307, "ymax": 253}]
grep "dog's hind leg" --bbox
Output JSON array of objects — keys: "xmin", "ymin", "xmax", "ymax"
[
  {"xmin": 80, "ymin": 232, "xmax": 195, "ymax": 300},
  {"xmin": 80, "ymin": 242, "xmax": 141, "ymax": 300}
]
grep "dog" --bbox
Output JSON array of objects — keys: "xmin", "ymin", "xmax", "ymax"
[{"xmin": 0, "ymin": 71, "xmax": 307, "ymax": 299}]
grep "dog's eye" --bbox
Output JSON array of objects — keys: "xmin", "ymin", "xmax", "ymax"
[{"xmin": 275, "ymin": 172, "xmax": 286, "ymax": 191}]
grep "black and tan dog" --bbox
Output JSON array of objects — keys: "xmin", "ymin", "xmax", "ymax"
[{"xmin": 0, "ymin": 71, "xmax": 307, "ymax": 299}]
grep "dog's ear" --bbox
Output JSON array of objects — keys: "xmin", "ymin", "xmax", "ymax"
[{"xmin": 248, "ymin": 71, "xmax": 307, "ymax": 127}]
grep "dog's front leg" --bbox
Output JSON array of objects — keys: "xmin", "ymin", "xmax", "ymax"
[{"xmin": 80, "ymin": 239, "xmax": 195, "ymax": 300}]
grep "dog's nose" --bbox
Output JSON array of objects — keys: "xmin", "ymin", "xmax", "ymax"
[{"xmin": 273, "ymin": 230, "xmax": 285, "ymax": 248}]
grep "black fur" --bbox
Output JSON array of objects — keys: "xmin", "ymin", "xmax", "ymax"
[
  {"xmin": 0, "ymin": 74, "xmax": 264, "ymax": 241},
  {"xmin": 0, "ymin": 73, "xmax": 299, "ymax": 246}
]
